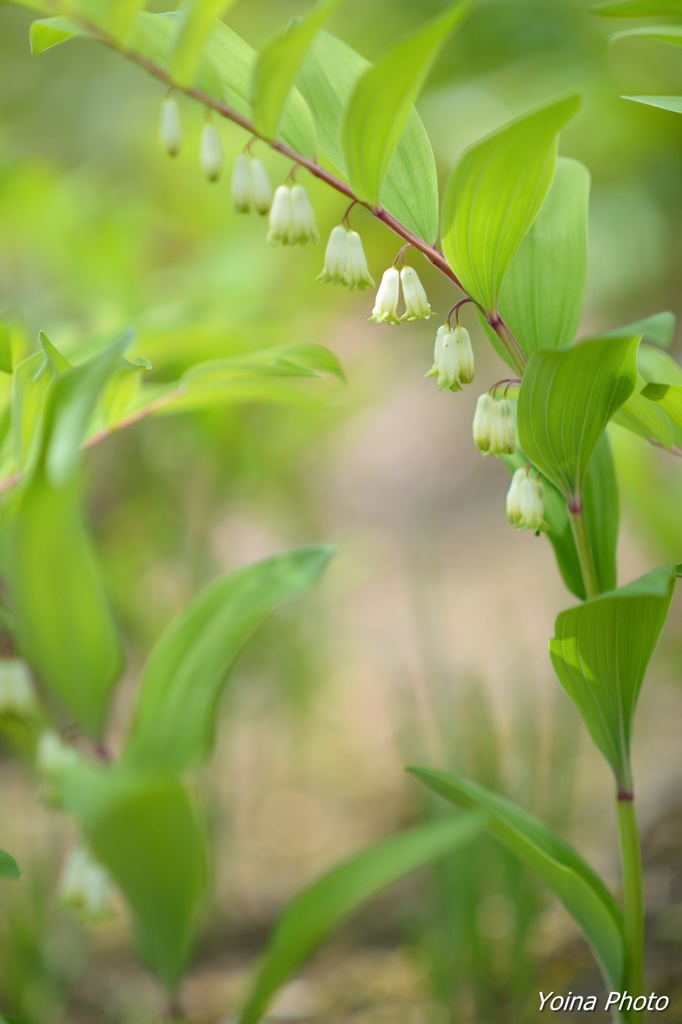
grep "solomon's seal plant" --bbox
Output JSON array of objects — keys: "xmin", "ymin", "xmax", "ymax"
[{"xmin": 0, "ymin": 1, "xmax": 680, "ymax": 1023}]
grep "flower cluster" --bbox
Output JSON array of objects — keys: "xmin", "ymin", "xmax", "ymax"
[
  {"xmin": 370, "ymin": 266, "xmax": 434, "ymax": 324},
  {"xmin": 267, "ymin": 184, "xmax": 319, "ymax": 245},
  {"xmin": 426, "ymin": 324, "xmax": 475, "ymax": 391},
  {"xmin": 506, "ymin": 468, "xmax": 548, "ymax": 533},
  {"xmin": 317, "ymin": 226, "xmax": 374, "ymax": 290},
  {"xmin": 0, "ymin": 659, "xmax": 38, "ymax": 721},
  {"xmin": 59, "ymin": 847, "xmax": 115, "ymax": 925},
  {"xmin": 472, "ymin": 393, "xmax": 516, "ymax": 456}
]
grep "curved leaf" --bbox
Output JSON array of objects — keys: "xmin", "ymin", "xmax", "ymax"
[
  {"xmin": 550, "ymin": 564, "xmax": 677, "ymax": 788},
  {"xmin": 641, "ymin": 382, "xmax": 682, "ymax": 430},
  {"xmin": 408, "ymin": 767, "xmax": 625, "ymax": 994},
  {"xmin": 442, "ymin": 95, "xmax": 581, "ymax": 315},
  {"xmin": 238, "ymin": 815, "xmax": 484, "ymax": 1024},
  {"xmin": 124, "ymin": 546, "xmax": 334, "ymax": 774},
  {"xmin": 498, "ymin": 158, "xmax": 590, "ymax": 356},
  {"xmin": 341, "ymin": 3, "xmax": 470, "ymax": 208},
  {"xmin": 623, "ymin": 95, "xmax": 682, "ymax": 113},
  {"xmin": 517, "ymin": 335, "xmax": 639, "ymax": 499},
  {"xmin": 253, "ymin": 0, "xmax": 340, "ymax": 140},
  {"xmin": 298, "ymin": 31, "xmax": 439, "ymax": 241},
  {"xmin": 170, "ymin": 0, "xmax": 238, "ymax": 87},
  {"xmin": 0, "ymin": 849, "xmax": 20, "ymax": 879},
  {"xmin": 611, "ymin": 25, "xmax": 682, "ymax": 46},
  {"xmin": 592, "ymin": 0, "xmax": 682, "ymax": 13}
]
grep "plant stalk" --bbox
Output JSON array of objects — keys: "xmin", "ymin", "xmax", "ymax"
[
  {"xmin": 568, "ymin": 505, "xmax": 600, "ymax": 600},
  {"xmin": 617, "ymin": 794, "xmax": 645, "ymax": 1024}
]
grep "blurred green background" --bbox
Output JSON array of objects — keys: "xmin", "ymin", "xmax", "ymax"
[{"xmin": 0, "ymin": 0, "xmax": 681, "ymax": 1021}]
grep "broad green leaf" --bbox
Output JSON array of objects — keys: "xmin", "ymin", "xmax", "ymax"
[
  {"xmin": 11, "ymin": 351, "xmax": 51, "ymax": 470},
  {"xmin": 442, "ymin": 95, "xmax": 581, "ymax": 315},
  {"xmin": 124, "ymin": 546, "xmax": 333, "ymax": 773},
  {"xmin": 592, "ymin": 0, "xmax": 682, "ymax": 12},
  {"xmin": 0, "ymin": 849, "xmax": 20, "ymax": 879},
  {"xmin": 60, "ymin": 763, "xmax": 208, "ymax": 993},
  {"xmin": 408, "ymin": 768, "xmax": 624, "ymax": 993},
  {"xmin": 105, "ymin": 0, "xmax": 148, "ymax": 44},
  {"xmin": 170, "ymin": 0, "xmax": 237, "ymax": 88},
  {"xmin": 298, "ymin": 31, "xmax": 439, "ymax": 241},
  {"xmin": 624, "ymin": 95, "xmax": 682, "ymax": 114},
  {"xmin": 641, "ymin": 382, "xmax": 682, "ymax": 431},
  {"xmin": 341, "ymin": 3, "xmax": 470, "ymax": 208},
  {"xmin": 30, "ymin": 16, "xmax": 81, "ymax": 53},
  {"xmin": 550, "ymin": 564, "xmax": 677, "ymax": 788},
  {"xmin": 517, "ymin": 335, "xmax": 639, "ymax": 499},
  {"xmin": 611, "ymin": 26, "xmax": 682, "ymax": 46},
  {"xmin": 253, "ymin": 0, "xmax": 340, "ymax": 140},
  {"xmin": 238, "ymin": 815, "xmax": 484, "ymax": 1024},
  {"xmin": 0, "ymin": 324, "xmax": 13, "ymax": 374},
  {"xmin": 605, "ymin": 311, "xmax": 675, "ymax": 347},
  {"xmin": 100, "ymin": 354, "xmax": 151, "ymax": 429},
  {"xmin": 613, "ymin": 374, "xmax": 676, "ymax": 450},
  {"xmin": 498, "ymin": 158, "xmax": 590, "ymax": 356}
]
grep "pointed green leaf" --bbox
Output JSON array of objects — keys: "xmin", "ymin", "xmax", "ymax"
[
  {"xmin": 238, "ymin": 815, "xmax": 484, "ymax": 1024},
  {"xmin": 124, "ymin": 546, "xmax": 334, "ymax": 774},
  {"xmin": 0, "ymin": 324, "xmax": 13, "ymax": 375},
  {"xmin": 641, "ymin": 382, "xmax": 682, "ymax": 430},
  {"xmin": 408, "ymin": 768, "xmax": 624, "ymax": 993},
  {"xmin": 517, "ymin": 335, "xmax": 639, "ymax": 499},
  {"xmin": 253, "ymin": 0, "xmax": 340, "ymax": 140},
  {"xmin": 60, "ymin": 763, "xmax": 208, "ymax": 993},
  {"xmin": 550, "ymin": 564, "xmax": 677, "ymax": 787},
  {"xmin": 624, "ymin": 95, "xmax": 682, "ymax": 113},
  {"xmin": 605, "ymin": 311, "xmax": 675, "ymax": 347},
  {"xmin": 498, "ymin": 158, "xmax": 590, "ymax": 356},
  {"xmin": 0, "ymin": 849, "xmax": 20, "ymax": 879},
  {"xmin": 170, "ymin": 0, "xmax": 237, "ymax": 88},
  {"xmin": 342, "ymin": 3, "xmax": 470, "ymax": 208},
  {"xmin": 299, "ymin": 31, "xmax": 439, "ymax": 241},
  {"xmin": 611, "ymin": 25, "xmax": 682, "ymax": 46},
  {"xmin": 592, "ymin": 0, "xmax": 682, "ymax": 13},
  {"xmin": 613, "ymin": 340, "xmax": 682, "ymax": 448},
  {"xmin": 30, "ymin": 16, "xmax": 80, "ymax": 53},
  {"xmin": 442, "ymin": 95, "xmax": 581, "ymax": 315}
]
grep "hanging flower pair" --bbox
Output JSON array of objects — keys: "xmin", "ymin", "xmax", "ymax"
[
  {"xmin": 317, "ymin": 225, "xmax": 374, "ymax": 290},
  {"xmin": 370, "ymin": 265, "xmax": 434, "ymax": 324}
]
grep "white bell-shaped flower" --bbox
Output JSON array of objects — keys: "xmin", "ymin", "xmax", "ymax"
[
  {"xmin": 200, "ymin": 122, "xmax": 223, "ymax": 182},
  {"xmin": 267, "ymin": 184, "xmax": 294, "ymax": 245},
  {"xmin": 454, "ymin": 325, "xmax": 475, "ymax": 384},
  {"xmin": 345, "ymin": 231, "xmax": 374, "ymax": 290},
  {"xmin": 472, "ymin": 393, "xmax": 496, "ymax": 452},
  {"xmin": 426, "ymin": 325, "xmax": 461, "ymax": 391},
  {"xmin": 369, "ymin": 267, "xmax": 401, "ymax": 324},
  {"xmin": 488, "ymin": 398, "xmax": 516, "ymax": 456},
  {"xmin": 506, "ymin": 469, "xmax": 548, "ymax": 532},
  {"xmin": 289, "ymin": 184, "xmax": 319, "ymax": 244},
  {"xmin": 0, "ymin": 659, "xmax": 38, "ymax": 721},
  {"xmin": 231, "ymin": 153, "xmax": 252, "ymax": 213},
  {"xmin": 36, "ymin": 731, "xmax": 80, "ymax": 806},
  {"xmin": 250, "ymin": 158, "xmax": 272, "ymax": 215},
  {"xmin": 159, "ymin": 95, "xmax": 181, "ymax": 157},
  {"xmin": 317, "ymin": 225, "xmax": 349, "ymax": 285},
  {"xmin": 400, "ymin": 266, "xmax": 434, "ymax": 321},
  {"xmin": 59, "ymin": 847, "xmax": 115, "ymax": 925}
]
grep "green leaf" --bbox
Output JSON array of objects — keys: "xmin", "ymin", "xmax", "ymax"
[
  {"xmin": 60, "ymin": 762, "xmax": 208, "ymax": 993},
  {"xmin": 0, "ymin": 849, "xmax": 20, "ymax": 879},
  {"xmin": 442, "ymin": 95, "xmax": 581, "ymax": 315},
  {"xmin": 408, "ymin": 768, "xmax": 625, "ymax": 993},
  {"xmin": 237, "ymin": 815, "xmax": 484, "ymax": 1024},
  {"xmin": 611, "ymin": 25, "xmax": 682, "ymax": 46},
  {"xmin": 253, "ymin": 0, "xmax": 340, "ymax": 141},
  {"xmin": 613, "ymin": 339, "xmax": 682, "ymax": 449},
  {"xmin": 30, "ymin": 16, "xmax": 81, "ymax": 53},
  {"xmin": 498, "ymin": 157, "xmax": 590, "ymax": 357},
  {"xmin": 105, "ymin": 0, "xmax": 149, "ymax": 44},
  {"xmin": 170, "ymin": 0, "xmax": 237, "ymax": 88},
  {"xmin": 11, "ymin": 351, "xmax": 51, "ymax": 470},
  {"xmin": 641, "ymin": 382, "xmax": 682, "ymax": 431},
  {"xmin": 517, "ymin": 335, "xmax": 639, "ymax": 500},
  {"xmin": 341, "ymin": 3, "xmax": 470, "ymax": 208},
  {"xmin": 592, "ymin": 0, "xmax": 682, "ymax": 13},
  {"xmin": 623, "ymin": 95, "xmax": 682, "ymax": 113},
  {"xmin": 0, "ymin": 324, "xmax": 13, "ymax": 374},
  {"xmin": 298, "ymin": 31, "xmax": 439, "ymax": 241},
  {"xmin": 605, "ymin": 311, "xmax": 675, "ymax": 347},
  {"xmin": 124, "ymin": 546, "xmax": 334, "ymax": 774},
  {"xmin": 550, "ymin": 564, "xmax": 677, "ymax": 788}
]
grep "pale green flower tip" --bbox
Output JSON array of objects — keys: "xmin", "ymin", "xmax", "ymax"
[{"xmin": 425, "ymin": 365, "xmax": 438, "ymax": 379}]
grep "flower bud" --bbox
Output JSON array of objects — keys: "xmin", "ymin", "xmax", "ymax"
[
  {"xmin": 472, "ymin": 393, "xmax": 495, "ymax": 452},
  {"xmin": 200, "ymin": 122, "xmax": 222, "ymax": 182},
  {"xmin": 369, "ymin": 267, "xmax": 401, "ymax": 324},
  {"xmin": 345, "ymin": 231, "xmax": 374, "ymax": 291},
  {"xmin": 426, "ymin": 325, "xmax": 461, "ymax": 392},
  {"xmin": 159, "ymin": 95, "xmax": 181, "ymax": 157},
  {"xmin": 250, "ymin": 158, "xmax": 272, "ymax": 215},
  {"xmin": 59, "ymin": 847, "xmax": 115, "ymax": 925},
  {"xmin": 0, "ymin": 659, "xmax": 38, "ymax": 721},
  {"xmin": 400, "ymin": 266, "xmax": 434, "ymax": 321},
  {"xmin": 267, "ymin": 184, "xmax": 293, "ymax": 244},
  {"xmin": 231, "ymin": 153, "xmax": 252, "ymax": 213},
  {"xmin": 454, "ymin": 325, "xmax": 474, "ymax": 384},
  {"xmin": 317, "ymin": 225, "xmax": 349, "ymax": 285},
  {"xmin": 506, "ymin": 469, "xmax": 548, "ymax": 532},
  {"xmin": 290, "ymin": 183, "xmax": 319, "ymax": 245},
  {"xmin": 473, "ymin": 395, "xmax": 515, "ymax": 456}
]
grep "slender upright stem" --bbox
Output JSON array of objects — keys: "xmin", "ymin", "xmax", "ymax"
[
  {"xmin": 568, "ymin": 505, "xmax": 600, "ymax": 600},
  {"xmin": 617, "ymin": 795, "xmax": 645, "ymax": 1023}
]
